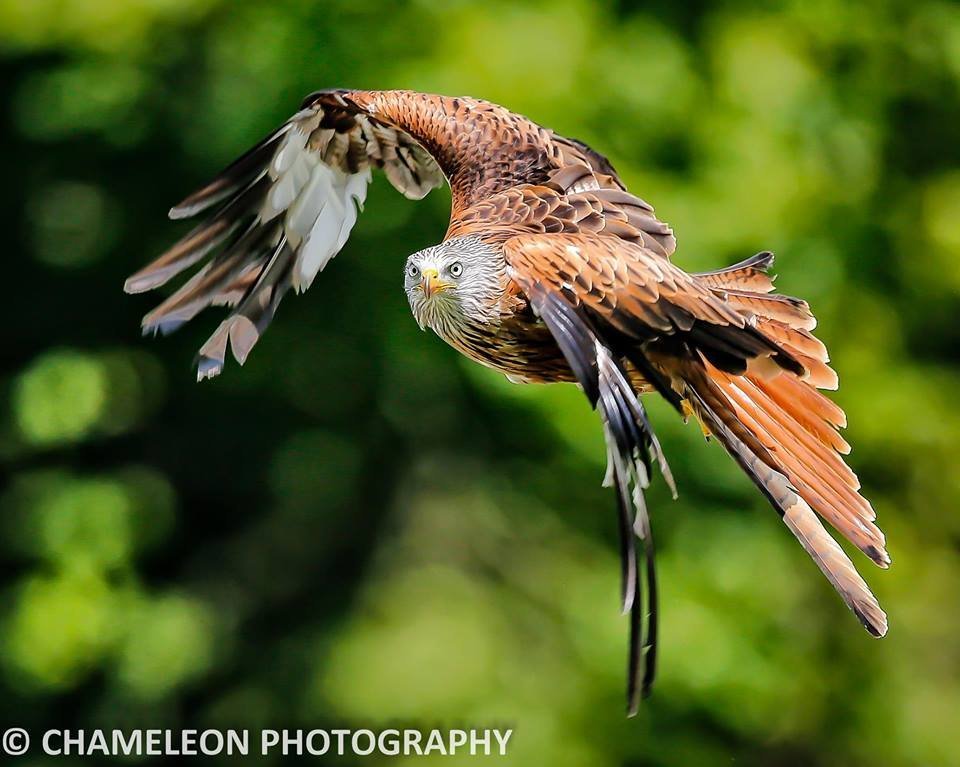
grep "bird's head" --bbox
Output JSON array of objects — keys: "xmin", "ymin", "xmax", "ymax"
[{"xmin": 404, "ymin": 237, "xmax": 502, "ymax": 333}]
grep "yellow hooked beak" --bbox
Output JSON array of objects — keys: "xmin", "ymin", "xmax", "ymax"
[{"xmin": 420, "ymin": 267, "xmax": 450, "ymax": 299}]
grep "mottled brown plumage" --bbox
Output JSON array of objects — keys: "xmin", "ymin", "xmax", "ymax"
[{"xmin": 126, "ymin": 89, "xmax": 888, "ymax": 716}]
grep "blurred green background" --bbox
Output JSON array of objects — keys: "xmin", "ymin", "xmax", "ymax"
[{"xmin": 2, "ymin": 0, "xmax": 959, "ymax": 764}]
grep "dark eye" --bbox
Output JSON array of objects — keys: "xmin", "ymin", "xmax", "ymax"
[
  {"xmin": 448, "ymin": 262, "xmax": 463, "ymax": 278},
  {"xmin": 407, "ymin": 263, "xmax": 420, "ymax": 279}
]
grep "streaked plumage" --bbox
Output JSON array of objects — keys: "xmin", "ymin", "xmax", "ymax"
[{"xmin": 126, "ymin": 89, "xmax": 888, "ymax": 715}]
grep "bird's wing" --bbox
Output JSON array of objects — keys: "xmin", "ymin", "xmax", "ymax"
[
  {"xmin": 518, "ymin": 279, "xmax": 669, "ymax": 716},
  {"xmin": 504, "ymin": 233, "xmax": 888, "ymax": 701},
  {"xmin": 449, "ymin": 184, "xmax": 676, "ymax": 258},
  {"xmin": 125, "ymin": 91, "xmax": 451, "ymax": 379},
  {"xmin": 504, "ymin": 232, "xmax": 801, "ymax": 378},
  {"xmin": 550, "ymin": 133, "xmax": 627, "ymax": 189}
]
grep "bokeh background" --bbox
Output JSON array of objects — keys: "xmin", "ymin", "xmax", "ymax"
[{"xmin": 2, "ymin": 0, "xmax": 960, "ymax": 764}]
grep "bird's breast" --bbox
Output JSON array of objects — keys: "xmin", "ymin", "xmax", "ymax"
[{"xmin": 437, "ymin": 313, "xmax": 576, "ymax": 385}]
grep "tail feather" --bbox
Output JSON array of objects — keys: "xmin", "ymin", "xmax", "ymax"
[
  {"xmin": 674, "ymin": 251, "xmax": 889, "ymax": 636},
  {"xmin": 753, "ymin": 318, "xmax": 829, "ymax": 363},
  {"xmin": 752, "ymin": 374, "xmax": 850, "ymax": 453},
  {"xmin": 711, "ymin": 368, "xmax": 887, "ymax": 565},
  {"xmin": 680, "ymin": 363, "xmax": 887, "ymax": 637}
]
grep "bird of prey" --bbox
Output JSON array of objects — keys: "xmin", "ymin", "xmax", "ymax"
[{"xmin": 125, "ymin": 89, "xmax": 888, "ymax": 715}]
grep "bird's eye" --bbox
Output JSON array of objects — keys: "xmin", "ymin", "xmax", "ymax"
[
  {"xmin": 407, "ymin": 263, "xmax": 420, "ymax": 279},
  {"xmin": 448, "ymin": 262, "xmax": 463, "ymax": 278}
]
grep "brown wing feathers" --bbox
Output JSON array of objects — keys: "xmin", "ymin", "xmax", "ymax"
[
  {"xmin": 507, "ymin": 235, "xmax": 888, "ymax": 637},
  {"xmin": 128, "ymin": 89, "xmax": 672, "ymax": 376},
  {"xmin": 126, "ymin": 91, "xmax": 449, "ymax": 378},
  {"xmin": 450, "ymin": 185, "xmax": 676, "ymax": 257},
  {"xmin": 506, "ymin": 233, "xmax": 804, "ymax": 377}
]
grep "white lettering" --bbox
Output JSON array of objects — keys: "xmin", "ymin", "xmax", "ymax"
[
  {"xmin": 64, "ymin": 729, "xmax": 83, "ymax": 754},
  {"xmin": 306, "ymin": 729, "xmax": 329, "ymax": 755},
  {"xmin": 449, "ymin": 729, "xmax": 468, "ymax": 753},
  {"xmin": 471, "ymin": 729, "xmax": 491, "ymax": 755},
  {"xmin": 38, "ymin": 727, "xmax": 503, "ymax": 757},
  {"xmin": 200, "ymin": 729, "xmax": 223, "ymax": 755},
  {"xmin": 404, "ymin": 728, "xmax": 423, "ymax": 755},
  {"xmin": 113, "ymin": 730, "xmax": 141, "ymax": 755},
  {"xmin": 424, "ymin": 729, "xmax": 448, "ymax": 755},
  {"xmin": 493, "ymin": 729, "xmax": 513, "ymax": 755},
  {"xmin": 378, "ymin": 729, "xmax": 400, "ymax": 756},
  {"xmin": 87, "ymin": 730, "xmax": 108, "ymax": 755},
  {"xmin": 261, "ymin": 729, "xmax": 279, "ymax": 753},
  {"xmin": 42, "ymin": 730, "xmax": 61, "ymax": 755},
  {"xmin": 331, "ymin": 728, "xmax": 350, "ymax": 753},
  {"xmin": 352, "ymin": 729, "xmax": 376, "ymax": 756}
]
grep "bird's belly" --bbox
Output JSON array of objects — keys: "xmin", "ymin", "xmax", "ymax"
[
  {"xmin": 438, "ymin": 318, "xmax": 656, "ymax": 393},
  {"xmin": 439, "ymin": 318, "xmax": 577, "ymax": 384}
]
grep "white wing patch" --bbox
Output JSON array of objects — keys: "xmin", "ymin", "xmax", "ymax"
[
  {"xmin": 263, "ymin": 123, "xmax": 371, "ymax": 293},
  {"xmin": 127, "ymin": 95, "xmax": 443, "ymax": 380}
]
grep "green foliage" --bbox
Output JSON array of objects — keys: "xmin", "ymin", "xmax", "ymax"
[{"xmin": 1, "ymin": 0, "xmax": 959, "ymax": 764}]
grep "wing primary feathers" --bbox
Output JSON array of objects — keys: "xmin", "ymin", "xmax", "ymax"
[
  {"xmin": 125, "ymin": 173, "xmax": 272, "ymax": 294},
  {"xmin": 605, "ymin": 419, "xmax": 649, "ymax": 715},
  {"xmin": 129, "ymin": 91, "xmax": 451, "ymax": 375},
  {"xmin": 606, "ymin": 433, "xmax": 639, "ymax": 616},
  {"xmin": 530, "ymin": 281, "xmax": 669, "ymax": 709},
  {"xmin": 617, "ymin": 457, "xmax": 644, "ymax": 716},
  {"xmin": 194, "ymin": 236, "xmax": 294, "ymax": 380},
  {"xmin": 140, "ymin": 219, "xmax": 279, "ymax": 334},
  {"xmin": 695, "ymin": 250, "xmax": 775, "ymax": 284},
  {"xmin": 168, "ymin": 125, "xmax": 292, "ymax": 220},
  {"xmin": 641, "ymin": 532, "xmax": 658, "ymax": 698},
  {"xmin": 596, "ymin": 345, "xmax": 664, "ymax": 709}
]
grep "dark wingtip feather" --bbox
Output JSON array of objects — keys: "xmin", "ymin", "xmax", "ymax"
[
  {"xmin": 863, "ymin": 615, "xmax": 887, "ymax": 638},
  {"xmin": 747, "ymin": 250, "xmax": 775, "ymax": 271},
  {"xmin": 625, "ymin": 550, "xmax": 643, "ymax": 717},
  {"xmin": 866, "ymin": 544, "xmax": 892, "ymax": 569},
  {"xmin": 142, "ymin": 316, "xmax": 189, "ymax": 336},
  {"xmin": 167, "ymin": 123, "xmax": 290, "ymax": 222}
]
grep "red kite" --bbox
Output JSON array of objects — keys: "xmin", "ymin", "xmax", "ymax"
[{"xmin": 126, "ymin": 90, "xmax": 888, "ymax": 715}]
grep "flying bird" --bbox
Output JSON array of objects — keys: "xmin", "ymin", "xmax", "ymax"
[{"xmin": 125, "ymin": 89, "xmax": 889, "ymax": 715}]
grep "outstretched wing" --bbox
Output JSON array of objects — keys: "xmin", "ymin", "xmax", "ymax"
[
  {"xmin": 505, "ymin": 233, "xmax": 803, "ymax": 378},
  {"xmin": 125, "ymin": 91, "xmax": 445, "ymax": 379},
  {"xmin": 505, "ymin": 232, "xmax": 888, "ymax": 682}
]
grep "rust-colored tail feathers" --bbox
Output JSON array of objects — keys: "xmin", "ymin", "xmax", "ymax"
[{"xmin": 679, "ymin": 253, "xmax": 888, "ymax": 636}]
